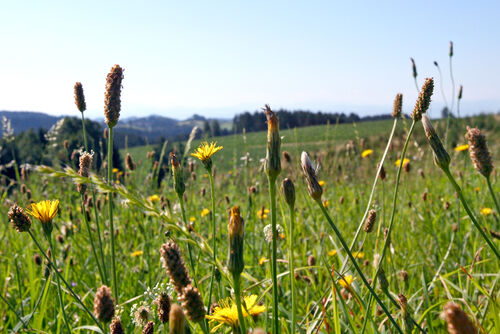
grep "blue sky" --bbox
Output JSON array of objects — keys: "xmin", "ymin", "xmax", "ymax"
[{"xmin": 1, "ymin": 1, "xmax": 499, "ymax": 119}]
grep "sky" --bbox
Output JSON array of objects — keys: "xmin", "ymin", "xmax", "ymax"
[{"xmin": 1, "ymin": 1, "xmax": 499, "ymax": 120}]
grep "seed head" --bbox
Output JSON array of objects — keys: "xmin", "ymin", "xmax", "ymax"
[
  {"xmin": 411, "ymin": 78, "xmax": 434, "ymax": 121},
  {"xmin": 180, "ymin": 285, "xmax": 205, "ymax": 323},
  {"xmin": 465, "ymin": 127, "xmax": 493, "ymax": 178},
  {"xmin": 363, "ymin": 209, "xmax": 376, "ymax": 233},
  {"xmin": 308, "ymin": 255, "xmax": 316, "ymax": 266},
  {"xmin": 155, "ymin": 292, "xmax": 171, "ymax": 323},
  {"xmin": 281, "ymin": 178, "xmax": 296, "ymax": 208},
  {"xmin": 126, "ymin": 153, "xmax": 136, "ymax": 170},
  {"xmin": 458, "ymin": 85, "xmax": 463, "ymax": 100},
  {"xmin": 377, "ymin": 162, "xmax": 386, "ymax": 181},
  {"xmin": 110, "ymin": 317, "xmax": 124, "ymax": 334},
  {"xmin": 442, "ymin": 302, "xmax": 477, "ymax": 334},
  {"xmin": 77, "ymin": 151, "xmax": 93, "ymax": 194},
  {"xmin": 410, "ymin": 58, "xmax": 418, "ymax": 79},
  {"xmin": 142, "ymin": 321, "xmax": 154, "ymax": 334},
  {"xmin": 33, "ymin": 253, "xmax": 42, "ymax": 266},
  {"xmin": 169, "ymin": 304, "xmax": 186, "ymax": 334},
  {"xmin": 8, "ymin": 204, "xmax": 32, "ymax": 232},
  {"xmin": 422, "ymin": 115, "xmax": 450, "ymax": 170},
  {"xmin": 282, "ymin": 151, "xmax": 292, "ymax": 163},
  {"xmin": 377, "ymin": 268, "xmax": 389, "ymax": 291},
  {"xmin": 392, "ymin": 93, "xmax": 403, "ymax": 118},
  {"xmin": 301, "ymin": 151, "xmax": 323, "ymax": 201},
  {"xmin": 74, "ymin": 82, "xmax": 86, "ymax": 112},
  {"xmin": 449, "ymin": 41, "xmax": 454, "ymax": 57},
  {"xmin": 264, "ymin": 105, "xmax": 281, "ymax": 179},
  {"xmin": 104, "ymin": 64, "xmax": 124, "ymax": 128},
  {"xmin": 94, "ymin": 285, "xmax": 115, "ymax": 323},
  {"xmin": 228, "ymin": 206, "xmax": 245, "ymax": 275},
  {"xmin": 160, "ymin": 242, "xmax": 191, "ymax": 293}
]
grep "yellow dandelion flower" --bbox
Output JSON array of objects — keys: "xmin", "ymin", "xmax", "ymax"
[
  {"xmin": 112, "ymin": 168, "xmax": 119, "ymax": 173},
  {"xmin": 26, "ymin": 200, "xmax": 59, "ymax": 224},
  {"xmin": 118, "ymin": 171, "xmax": 124, "ymax": 176},
  {"xmin": 191, "ymin": 142, "xmax": 223, "ymax": 163},
  {"xmin": 475, "ymin": 187, "xmax": 480, "ymax": 193},
  {"xmin": 352, "ymin": 251, "xmax": 364, "ymax": 259},
  {"xmin": 257, "ymin": 208, "xmax": 270, "ymax": 219},
  {"xmin": 318, "ymin": 180, "xmax": 325, "ymax": 187},
  {"xmin": 189, "ymin": 216, "xmax": 196, "ymax": 222},
  {"xmin": 258, "ymin": 257, "xmax": 267, "ymax": 265},
  {"xmin": 279, "ymin": 233, "xmax": 286, "ymax": 239},
  {"xmin": 323, "ymin": 200, "xmax": 329, "ymax": 208},
  {"xmin": 148, "ymin": 194, "xmax": 160, "ymax": 202},
  {"xmin": 361, "ymin": 149, "xmax": 373, "ymax": 158},
  {"xmin": 206, "ymin": 295, "xmax": 265, "ymax": 332},
  {"xmin": 481, "ymin": 208, "xmax": 493, "ymax": 216},
  {"xmin": 328, "ymin": 249, "xmax": 337, "ymax": 256},
  {"xmin": 130, "ymin": 250, "xmax": 143, "ymax": 257},
  {"xmin": 454, "ymin": 144, "xmax": 469, "ymax": 152},
  {"xmin": 201, "ymin": 208, "xmax": 211, "ymax": 217},
  {"xmin": 395, "ymin": 158, "xmax": 410, "ymax": 167},
  {"xmin": 339, "ymin": 275, "xmax": 356, "ymax": 288}
]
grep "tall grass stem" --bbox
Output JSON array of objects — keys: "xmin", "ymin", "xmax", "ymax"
[{"xmin": 107, "ymin": 126, "xmax": 119, "ymax": 303}]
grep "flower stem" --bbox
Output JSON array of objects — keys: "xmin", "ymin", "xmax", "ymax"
[
  {"xmin": 317, "ymin": 202, "xmax": 403, "ymax": 334},
  {"xmin": 108, "ymin": 126, "xmax": 119, "ymax": 303},
  {"xmin": 207, "ymin": 168, "xmax": 217, "ymax": 325},
  {"xmin": 233, "ymin": 273, "xmax": 247, "ymax": 334},
  {"xmin": 443, "ymin": 168, "xmax": 500, "ymax": 259},
  {"xmin": 267, "ymin": 175, "xmax": 280, "ymax": 334},
  {"xmin": 81, "ymin": 194, "xmax": 106, "ymax": 283},
  {"xmin": 178, "ymin": 194, "xmax": 198, "ymax": 288},
  {"xmin": 288, "ymin": 204, "xmax": 296, "ymax": 334}
]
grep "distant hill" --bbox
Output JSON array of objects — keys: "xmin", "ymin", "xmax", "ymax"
[{"xmin": 0, "ymin": 111, "xmax": 63, "ymax": 135}]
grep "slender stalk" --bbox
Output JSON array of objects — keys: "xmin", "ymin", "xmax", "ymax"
[
  {"xmin": 317, "ymin": 202, "xmax": 403, "ymax": 333},
  {"xmin": 288, "ymin": 205, "xmax": 296, "ymax": 334},
  {"xmin": 81, "ymin": 194, "xmax": 106, "ymax": 283},
  {"xmin": 267, "ymin": 176, "xmax": 280, "ymax": 334},
  {"xmin": 443, "ymin": 168, "xmax": 500, "ymax": 259},
  {"xmin": 107, "ymin": 126, "xmax": 119, "ymax": 303},
  {"xmin": 233, "ymin": 273, "xmax": 247, "ymax": 334},
  {"xmin": 46, "ymin": 234, "xmax": 72, "ymax": 334},
  {"xmin": 0, "ymin": 293, "xmax": 29, "ymax": 329},
  {"xmin": 207, "ymin": 168, "xmax": 217, "ymax": 325},
  {"xmin": 486, "ymin": 177, "xmax": 500, "ymax": 215},
  {"xmin": 27, "ymin": 230, "xmax": 104, "ymax": 331},
  {"xmin": 81, "ymin": 112, "xmax": 88, "ymax": 150},
  {"xmin": 178, "ymin": 195, "xmax": 198, "ymax": 288}
]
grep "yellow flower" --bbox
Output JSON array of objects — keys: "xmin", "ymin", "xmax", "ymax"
[
  {"xmin": 339, "ymin": 275, "xmax": 355, "ymax": 288},
  {"xmin": 323, "ymin": 200, "xmax": 329, "ymax": 208},
  {"xmin": 454, "ymin": 144, "xmax": 469, "ymax": 152},
  {"xmin": 130, "ymin": 250, "xmax": 143, "ymax": 257},
  {"xmin": 352, "ymin": 251, "xmax": 364, "ymax": 259},
  {"xmin": 191, "ymin": 142, "xmax": 223, "ymax": 163},
  {"xmin": 395, "ymin": 158, "xmax": 410, "ymax": 167},
  {"xmin": 201, "ymin": 208, "xmax": 211, "ymax": 217},
  {"xmin": 189, "ymin": 216, "xmax": 196, "ymax": 222},
  {"xmin": 258, "ymin": 257, "xmax": 267, "ymax": 265},
  {"xmin": 148, "ymin": 194, "xmax": 160, "ymax": 202},
  {"xmin": 361, "ymin": 149, "xmax": 373, "ymax": 158},
  {"xmin": 475, "ymin": 187, "xmax": 480, "ymax": 193},
  {"xmin": 481, "ymin": 208, "xmax": 493, "ymax": 216},
  {"xmin": 118, "ymin": 171, "xmax": 124, "ymax": 176},
  {"xmin": 206, "ymin": 295, "xmax": 265, "ymax": 332},
  {"xmin": 328, "ymin": 249, "xmax": 337, "ymax": 256},
  {"xmin": 257, "ymin": 208, "xmax": 270, "ymax": 219},
  {"xmin": 26, "ymin": 200, "xmax": 59, "ymax": 224},
  {"xmin": 112, "ymin": 168, "xmax": 119, "ymax": 173},
  {"xmin": 318, "ymin": 180, "xmax": 325, "ymax": 187}
]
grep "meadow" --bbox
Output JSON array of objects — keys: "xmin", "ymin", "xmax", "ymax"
[{"xmin": 1, "ymin": 69, "xmax": 499, "ymax": 334}]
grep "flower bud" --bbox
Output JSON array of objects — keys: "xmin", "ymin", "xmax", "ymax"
[
  {"xmin": 410, "ymin": 58, "xmax": 417, "ymax": 79},
  {"xmin": 281, "ymin": 178, "xmax": 295, "ymax": 208},
  {"xmin": 411, "ymin": 78, "xmax": 434, "ymax": 121},
  {"xmin": 264, "ymin": 105, "xmax": 281, "ymax": 179},
  {"xmin": 458, "ymin": 85, "xmax": 463, "ymax": 100},
  {"xmin": 170, "ymin": 153, "xmax": 185, "ymax": 198},
  {"xmin": 422, "ymin": 115, "xmax": 450, "ymax": 170},
  {"xmin": 301, "ymin": 151, "xmax": 322, "ymax": 201},
  {"xmin": 228, "ymin": 206, "xmax": 245, "ymax": 275}
]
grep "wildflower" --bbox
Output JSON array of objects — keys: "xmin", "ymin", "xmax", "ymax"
[
  {"xmin": 169, "ymin": 304, "xmax": 186, "ymax": 334},
  {"xmin": 481, "ymin": 208, "xmax": 493, "ymax": 216},
  {"xmin": 323, "ymin": 200, "xmax": 329, "ymax": 208},
  {"xmin": 361, "ymin": 149, "xmax": 373, "ymax": 158},
  {"xmin": 257, "ymin": 207, "xmax": 270, "ymax": 219},
  {"xmin": 104, "ymin": 64, "xmax": 124, "ymax": 128},
  {"xmin": 74, "ymin": 82, "xmax": 86, "ymax": 112},
  {"xmin": 264, "ymin": 105, "xmax": 281, "ymax": 179},
  {"xmin": 8, "ymin": 204, "xmax": 32, "ymax": 232},
  {"xmin": 201, "ymin": 208, "xmax": 210, "ymax": 217},
  {"xmin": 338, "ymin": 275, "xmax": 355, "ymax": 288},
  {"xmin": 133, "ymin": 304, "xmax": 151, "ymax": 327},
  {"xmin": 228, "ymin": 206, "xmax": 245, "ymax": 275},
  {"xmin": 352, "ymin": 251, "xmax": 364, "ymax": 259},
  {"xmin": 441, "ymin": 302, "xmax": 477, "ymax": 334},
  {"xmin": 395, "ymin": 158, "xmax": 410, "ymax": 167},
  {"xmin": 94, "ymin": 285, "xmax": 115, "ymax": 323},
  {"xmin": 206, "ymin": 295, "xmax": 266, "ymax": 332},
  {"xmin": 130, "ymin": 250, "xmax": 144, "ymax": 257},
  {"xmin": 180, "ymin": 284, "xmax": 205, "ymax": 323},
  {"xmin": 475, "ymin": 187, "xmax": 480, "ymax": 193},
  {"xmin": 328, "ymin": 250, "xmax": 337, "ymax": 256},
  {"xmin": 466, "ymin": 126, "xmax": 493, "ymax": 178},
  {"xmin": 191, "ymin": 142, "xmax": 223, "ymax": 170},
  {"xmin": 148, "ymin": 195, "xmax": 160, "ymax": 203},
  {"xmin": 422, "ymin": 115, "xmax": 451, "ymax": 170},
  {"xmin": 392, "ymin": 93, "xmax": 403, "ymax": 118},
  {"xmin": 454, "ymin": 144, "xmax": 469, "ymax": 152},
  {"xmin": 411, "ymin": 78, "xmax": 434, "ymax": 121},
  {"xmin": 263, "ymin": 224, "xmax": 283, "ymax": 243},
  {"xmin": 112, "ymin": 168, "xmax": 119, "ymax": 173},
  {"xmin": 301, "ymin": 151, "xmax": 323, "ymax": 201},
  {"xmin": 189, "ymin": 217, "xmax": 196, "ymax": 222},
  {"xmin": 26, "ymin": 200, "xmax": 59, "ymax": 235},
  {"xmin": 258, "ymin": 257, "xmax": 267, "ymax": 265}
]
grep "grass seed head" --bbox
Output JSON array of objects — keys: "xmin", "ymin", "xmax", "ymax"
[
  {"xmin": 180, "ymin": 284, "xmax": 205, "ymax": 323},
  {"xmin": 392, "ymin": 93, "xmax": 403, "ymax": 118},
  {"xmin": 110, "ymin": 317, "xmax": 125, "ymax": 334},
  {"xmin": 104, "ymin": 64, "xmax": 124, "ymax": 128},
  {"xmin": 77, "ymin": 151, "xmax": 93, "ymax": 194},
  {"xmin": 74, "ymin": 82, "xmax": 86, "ymax": 112},
  {"xmin": 411, "ymin": 78, "xmax": 434, "ymax": 121},
  {"xmin": 410, "ymin": 58, "xmax": 417, "ymax": 79},
  {"xmin": 8, "ymin": 203, "xmax": 32, "ymax": 232},
  {"xmin": 377, "ymin": 163, "xmax": 386, "ymax": 180},
  {"xmin": 465, "ymin": 126, "xmax": 493, "ymax": 178},
  {"xmin": 94, "ymin": 285, "xmax": 115, "ymax": 323},
  {"xmin": 126, "ymin": 153, "xmax": 136, "ymax": 171},
  {"xmin": 156, "ymin": 292, "xmax": 171, "ymax": 323},
  {"xmin": 458, "ymin": 85, "xmax": 463, "ymax": 100},
  {"xmin": 363, "ymin": 209, "xmax": 376, "ymax": 233},
  {"xmin": 142, "ymin": 321, "xmax": 154, "ymax": 334},
  {"xmin": 442, "ymin": 302, "xmax": 477, "ymax": 334},
  {"xmin": 160, "ymin": 242, "xmax": 191, "ymax": 293},
  {"xmin": 422, "ymin": 115, "xmax": 451, "ymax": 170}
]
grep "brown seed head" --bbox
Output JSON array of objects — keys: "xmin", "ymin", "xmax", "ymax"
[
  {"xmin": 442, "ymin": 302, "xmax": 477, "ymax": 334},
  {"xmin": 77, "ymin": 151, "xmax": 93, "ymax": 194},
  {"xmin": 392, "ymin": 93, "xmax": 403, "ymax": 118},
  {"xmin": 104, "ymin": 64, "xmax": 124, "ymax": 128},
  {"xmin": 301, "ymin": 151, "xmax": 323, "ymax": 201},
  {"xmin": 411, "ymin": 78, "xmax": 434, "ymax": 121},
  {"xmin": 93, "ymin": 285, "xmax": 115, "ymax": 323},
  {"xmin": 142, "ymin": 321, "xmax": 154, "ymax": 334},
  {"xmin": 364, "ymin": 209, "xmax": 376, "ymax": 233},
  {"xmin": 9, "ymin": 204, "xmax": 32, "ymax": 232},
  {"xmin": 308, "ymin": 255, "xmax": 316, "ymax": 266},
  {"xmin": 169, "ymin": 304, "xmax": 186, "ymax": 334},
  {"xmin": 74, "ymin": 82, "xmax": 86, "ymax": 112},
  {"xmin": 33, "ymin": 253, "xmax": 42, "ymax": 266},
  {"xmin": 160, "ymin": 242, "xmax": 191, "ymax": 292},
  {"xmin": 410, "ymin": 58, "xmax": 417, "ymax": 79},
  {"xmin": 466, "ymin": 127, "xmax": 493, "ymax": 178},
  {"xmin": 156, "ymin": 292, "xmax": 171, "ymax": 323},
  {"xmin": 449, "ymin": 41, "xmax": 454, "ymax": 57},
  {"xmin": 180, "ymin": 285, "xmax": 205, "ymax": 323},
  {"xmin": 110, "ymin": 317, "xmax": 125, "ymax": 334},
  {"xmin": 282, "ymin": 151, "xmax": 292, "ymax": 163},
  {"xmin": 126, "ymin": 153, "xmax": 136, "ymax": 170},
  {"xmin": 458, "ymin": 85, "xmax": 463, "ymax": 100},
  {"xmin": 377, "ymin": 163, "xmax": 386, "ymax": 181}
]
